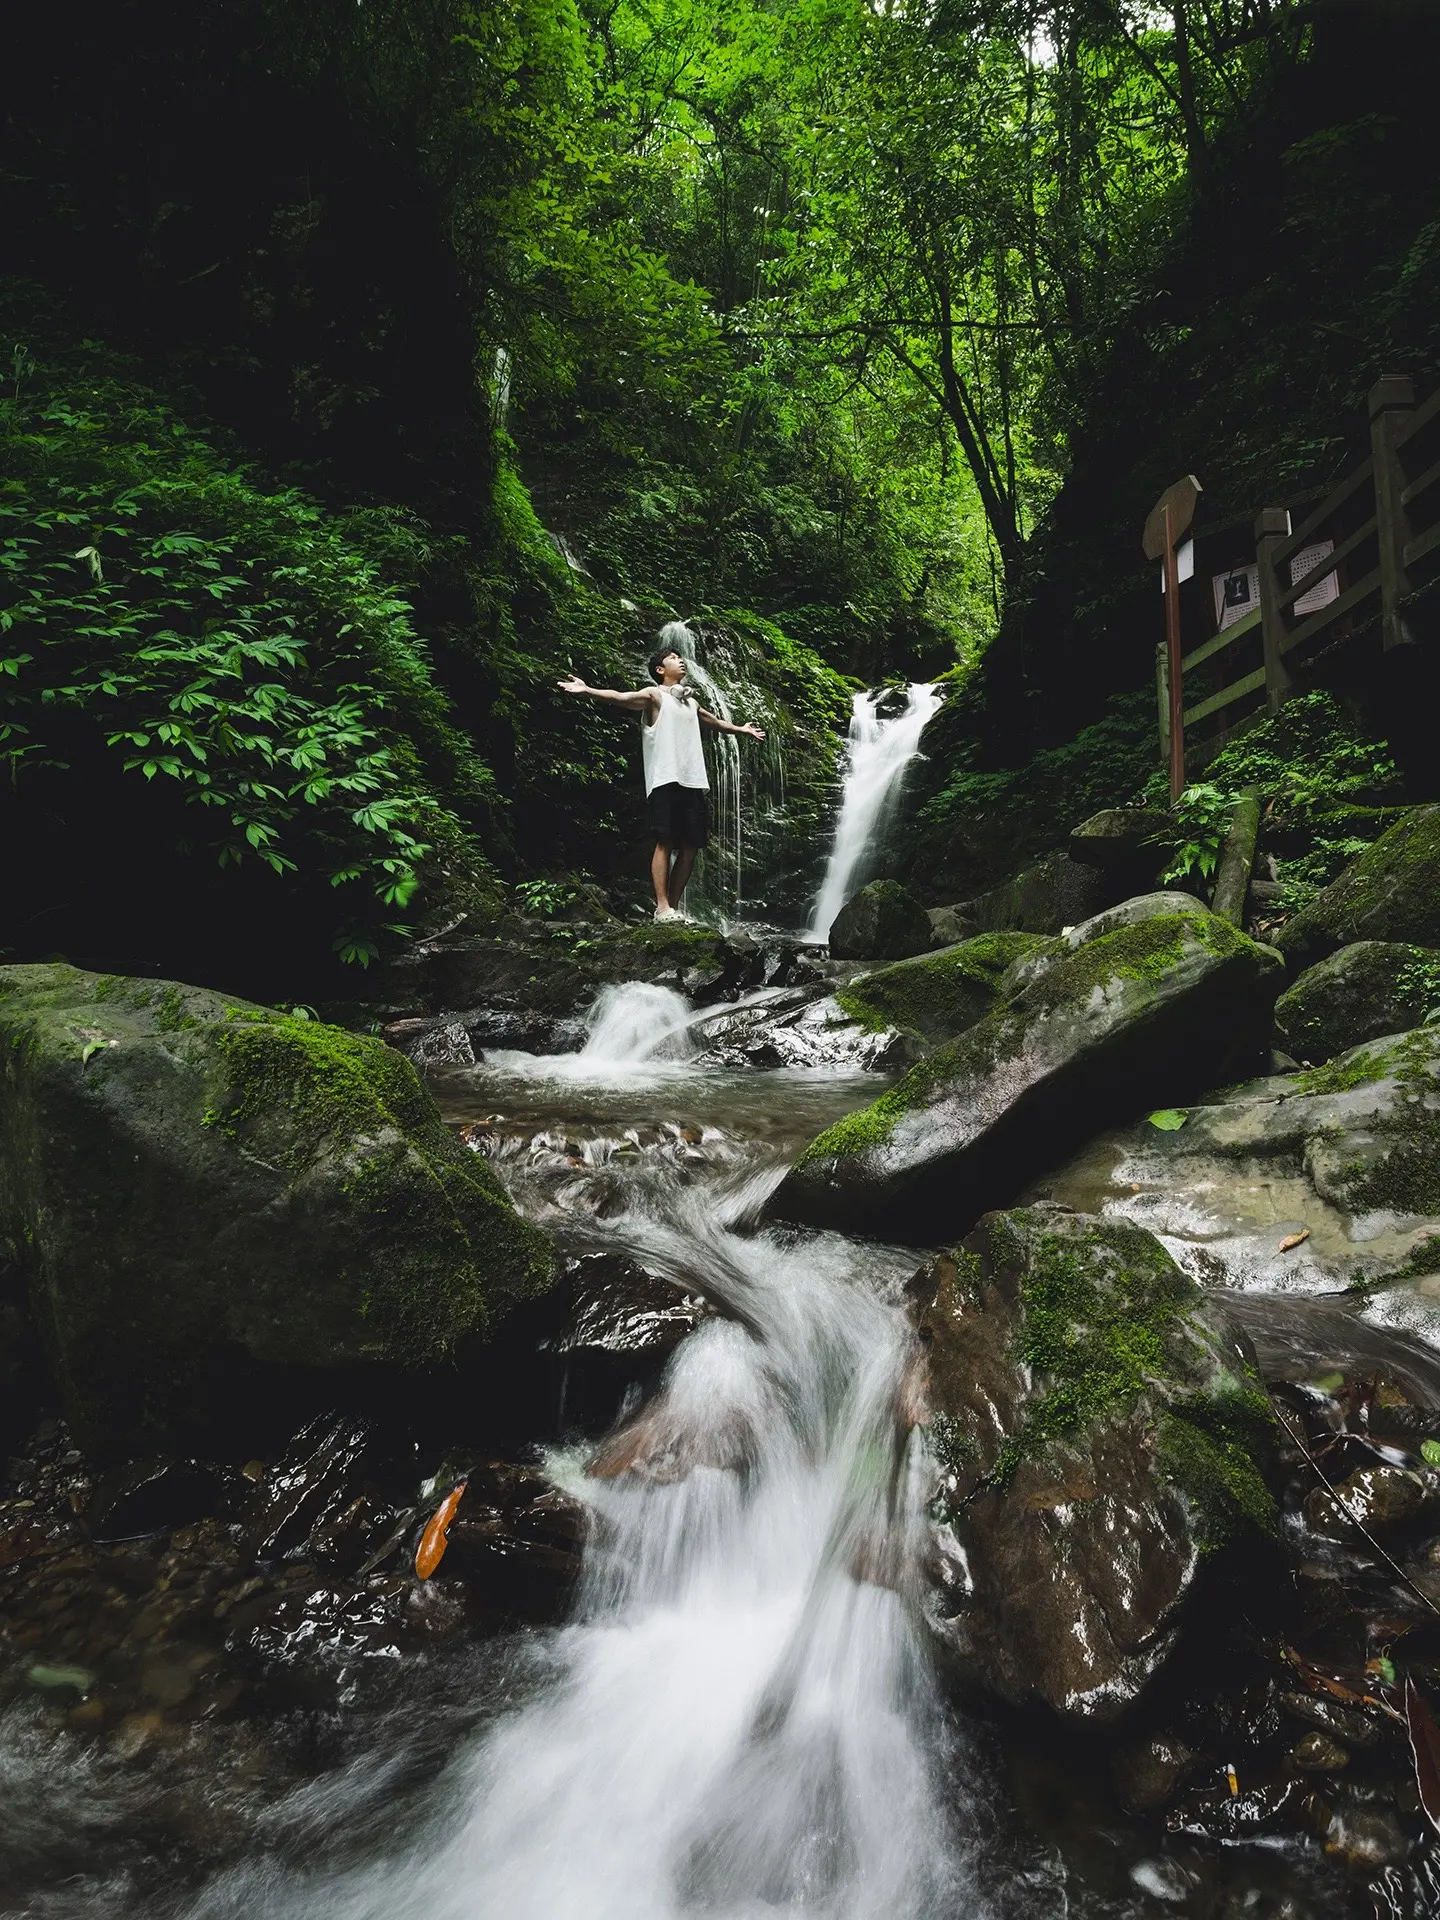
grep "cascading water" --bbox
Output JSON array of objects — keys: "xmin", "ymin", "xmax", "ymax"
[
  {"xmin": 186, "ymin": 1132, "xmax": 972, "ymax": 1920},
  {"xmin": 653, "ymin": 620, "xmax": 786, "ymax": 922},
  {"xmin": 807, "ymin": 686, "xmax": 943, "ymax": 943}
]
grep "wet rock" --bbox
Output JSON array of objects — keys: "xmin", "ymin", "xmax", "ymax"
[
  {"xmin": 1303, "ymin": 1466, "xmax": 1434, "ymax": 1540},
  {"xmin": 0, "ymin": 964, "xmax": 555, "ymax": 1452},
  {"xmin": 552, "ymin": 1255, "xmax": 708, "ymax": 1358},
  {"xmin": 692, "ymin": 994, "xmax": 907, "ymax": 1071},
  {"xmin": 770, "ymin": 902, "xmax": 1283, "ymax": 1242},
  {"xmin": 1168, "ymin": 1778, "xmax": 1303, "ymax": 1839},
  {"xmin": 1277, "ymin": 806, "xmax": 1440, "ymax": 969},
  {"xmin": 1114, "ymin": 1734, "xmax": 1198, "ymax": 1812},
  {"xmin": 926, "ymin": 905, "xmax": 976, "ymax": 948},
  {"xmin": 1069, "ymin": 808, "xmax": 1170, "ymax": 879},
  {"xmin": 1291, "ymin": 1731, "xmax": 1351, "ymax": 1771},
  {"xmin": 1279, "ymin": 1691, "xmax": 1383, "ymax": 1748},
  {"xmin": 915, "ymin": 1209, "xmax": 1279, "ymax": 1719},
  {"xmin": 1275, "ymin": 942, "xmax": 1440, "ymax": 1064},
  {"xmin": 943, "ymin": 848, "xmax": 1115, "ymax": 940},
  {"xmin": 356, "ymin": 919, "xmax": 734, "ymax": 1021},
  {"xmin": 827, "ymin": 880, "xmax": 932, "ymax": 962},
  {"xmin": 834, "ymin": 933, "xmax": 1048, "ymax": 1049},
  {"xmin": 238, "ymin": 1414, "xmax": 374, "ymax": 1560},
  {"xmin": 443, "ymin": 1461, "xmax": 585, "ymax": 1615},
  {"xmin": 998, "ymin": 892, "xmax": 1206, "ymax": 998},
  {"xmin": 89, "ymin": 1459, "xmax": 236, "ymax": 1543},
  {"xmin": 1321, "ymin": 1804, "xmax": 1410, "ymax": 1868},
  {"xmin": 387, "ymin": 1019, "xmax": 476, "ymax": 1068},
  {"xmin": 1017, "ymin": 1023, "xmax": 1440, "ymax": 1312}
]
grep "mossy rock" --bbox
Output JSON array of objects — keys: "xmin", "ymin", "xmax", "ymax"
[
  {"xmin": 916, "ymin": 1208, "xmax": 1277, "ymax": 1718},
  {"xmin": 0, "ymin": 965, "xmax": 554, "ymax": 1453},
  {"xmin": 770, "ymin": 905, "xmax": 1283, "ymax": 1241},
  {"xmin": 837, "ymin": 932, "xmax": 1048, "ymax": 1047},
  {"xmin": 356, "ymin": 919, "xmax": 733, "ymax": 1021},
  {"xmin": 1276, "ymin": 941, "xmax": 1440, "ymax": 1063},
  {"xmin": 827, "ymin": 880, "xmax": 931, "ymax": 961},
  {"xmin": 1276, "ymin": 805, "xmax": 1440, "ymax": 969}
]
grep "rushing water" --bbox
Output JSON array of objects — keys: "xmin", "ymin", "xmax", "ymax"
[
  {"xmin": 176, "ymin": 983, "xmax": 972, "ymax": 1920},
  {"xmin": 808, "ymin": 686, "xmax": 943, "ymax": 943}
]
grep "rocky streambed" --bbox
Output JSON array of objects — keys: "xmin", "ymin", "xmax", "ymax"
[{"xmin": 4, "ymin": 807, "xmax": 1440, "ymax": 1914}]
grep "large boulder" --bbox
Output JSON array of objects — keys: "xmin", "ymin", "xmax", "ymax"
[
  {"xmin": 769, "ymin": 903, "xmax": 1283, "ymax": 1242},
  {"xmin": 1275, "ymin": 941, "xmax": 1440, "ymax": 1063},
  {"xmin": 917, "ymin": 1209, "xmax": 1278, "ymax": 1719},
  {"xmin": 1276, "ymin": 805, "xmax": 1440, "ymax": 968},
  {"xmin": 941, "ymin": 848, "xmax": 1114, "ymax": 941},
  {"xmin": 827, "ymin": 879, "xmax": 931, "ymax": 961},
  {"xmin": 835, "ymin": 933, "xmax": 1048, "ymax": 1048},
  {"xmin": 0, "ymin": 966, "xmax": 554, "ymax": 1452},
  {"xmin": 1028, "ymin": 1024, "xmax": 1440, "ymax": 1322}
]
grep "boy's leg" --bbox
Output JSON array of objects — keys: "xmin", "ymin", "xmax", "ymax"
[
  {"xmin": 651, "ymin": 840, "xmax": 674, "ymax": 912},
  {"xmin": 668, "ymin": 844, "xmax": 698, "ymax": 906}
]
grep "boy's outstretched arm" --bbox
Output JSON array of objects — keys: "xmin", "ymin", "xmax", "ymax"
[
  {"xmin": 698, "ymin": 708, "xmax": 766, "ymax": 741},
  {"xmin": 558, "ymin": 674, "xmax": 657, "ymax": 711}
]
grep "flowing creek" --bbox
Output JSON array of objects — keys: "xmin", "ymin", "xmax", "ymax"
[{"xmin": 2, "ymin": 982, "xmax": 1435, "ymax": 1917}]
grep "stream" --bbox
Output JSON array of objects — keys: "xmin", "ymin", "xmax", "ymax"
[{"xmin": 0, "ymin": 696, "xmax": 1432, "ymax": 1918}]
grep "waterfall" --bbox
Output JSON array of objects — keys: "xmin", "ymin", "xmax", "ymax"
[
  {"xmin": 190, "ymin": 1159, "xmax": 974, "ymax": 1920},
  {"xmin": 807, "ymin": 686, "xmax": 942, "ymax": 943}
]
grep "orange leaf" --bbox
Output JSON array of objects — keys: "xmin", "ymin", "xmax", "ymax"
[
  {"xmin": 1278, "ymin": 1229, "xmax": 1311, "ymax": 1252},
  {"xmin": 415, "ymin": 1480, "xmax": 467, "ymax": 1580}
]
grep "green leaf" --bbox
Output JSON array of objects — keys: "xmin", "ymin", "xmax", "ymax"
[
  {"xmin": 1422, "ymin": 1441, "xmax": 1440, "ymax": 1468},
  {"xmin": 1148, "ymin": 1109, "xmax": 1188, "ymax": 1131}
]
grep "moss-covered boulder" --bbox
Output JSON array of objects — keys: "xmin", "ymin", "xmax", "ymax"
[
  {"xmin": 769, "ymin": 905, "xmax": 1283, "ymax": 1241},
  {"xmin": 1276, "ymin": 805, "xmax": 1440, "ymax": 969},
  {"xmin": 826, "ymin": 879, "xmax": 931, "ymax": 961},
  {"xmin": 836, "ymin": 932, "xmax": 1048, "ymax": 1048},
  {"xmin": 1275, "ymin": 941, "xmax": 1440, "ymax": 1063},
  {"xmin": 0, "ymin": 965, "xmax": 554, "ymax": 1452},
  {"xmin": 916, "ymin": 1209, "xmax": 1278, "ymax": 1718}
]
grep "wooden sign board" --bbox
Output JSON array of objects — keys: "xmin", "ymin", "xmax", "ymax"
[{"xmin": 1142, "ymin": 475, "xmax": 1203, "ymax": 561}]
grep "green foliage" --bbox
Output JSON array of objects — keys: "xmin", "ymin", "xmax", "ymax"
[
  {"xmin": 1143, "ymin": 694, "xmax": 1401, "ymax": 917},
  {"xmin": 1, "ymin": 338, "xmax": 496, "ymax": 960},
  {"xmin": 1156, "ymin": 783, "xmax": 1232, "ymax": 886},
  {"xmin": 515, "ymin": 878, "xmax": 578, "ymax": 918}
]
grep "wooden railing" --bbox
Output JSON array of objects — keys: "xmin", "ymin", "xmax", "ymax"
[{"xmin": 1158, "ymin": 374, "xmax": 1440, "ymax": 767}]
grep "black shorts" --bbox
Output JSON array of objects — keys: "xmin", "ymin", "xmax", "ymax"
[{"xmin": 646, "ymin": 782, "xmax": 710, "ymax": 848}]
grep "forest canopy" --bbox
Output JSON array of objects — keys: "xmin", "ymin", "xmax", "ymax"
[{"xmin": 2, "ymin": 0, "xmax": 1412, "ymax": 986}]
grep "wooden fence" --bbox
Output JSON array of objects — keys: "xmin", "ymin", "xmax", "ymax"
[{"xmin": 1158, "ymin": 374, "xmax": 1440, "ymax": 768}]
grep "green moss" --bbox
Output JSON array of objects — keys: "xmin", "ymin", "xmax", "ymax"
[
  {"xmin": 1157, "ymin": 1392, "xmax": 1278, "ymax": 1551},
  {"xmin": 1341, "ymin": 1111, "xmax": 1440, "ymax": 1216},
  {"xmin": 212, "ymin": 1015, "xmax": 435, "ymax": 1170},
  {"xmin": 1295, "ymin": 1047, "xmax": 1391, "ymax": 1094},
  {"xmin": 989, "ymin": 1220, "xmax": 1196, "ymax": 1481},
  {"xmin": 837, "ymin": 931, "xmax": 1046, "ymax": 1042}
]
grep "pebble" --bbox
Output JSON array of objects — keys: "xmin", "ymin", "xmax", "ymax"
[{"xmin": 1291, "ymin": 1731, "xmax": 1351, "ymax": 1772}]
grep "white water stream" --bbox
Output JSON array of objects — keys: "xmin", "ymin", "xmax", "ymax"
[
  {"xmin": 190, "ymin": 985, "xmax": 974, "ymax": 1920},
  {"xmin": 807, "ymin": 686, "xmax": 942, "ymax": 943}
]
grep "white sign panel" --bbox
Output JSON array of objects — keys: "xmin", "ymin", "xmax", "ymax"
[
  {"xmin": 1212, "ymin": 562, "xmax": 1260, "ymax": 632},
  {"xmin": 1291, "ymin": 539, "xmax": 1339, "ymax": 617},
  {"xmin": 1159, "ymin": 537, "xmax": 1195, "ymax": 593}
]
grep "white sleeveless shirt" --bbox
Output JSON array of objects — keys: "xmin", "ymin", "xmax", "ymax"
[{"xmin": 642, "ymin": 686, "xmax": 709, "ymax": 793}]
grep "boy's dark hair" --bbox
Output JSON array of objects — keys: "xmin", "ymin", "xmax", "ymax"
[{"xmin": 647, "ymin": 645, "xmax": 682, "ymax": 682}]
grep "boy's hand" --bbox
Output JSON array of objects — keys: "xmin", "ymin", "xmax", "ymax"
[
  {"xmin": 740, "ymin": 723, "xmax": 766, "ymax": 741},
  {"xmin": 558, "ymin": 674, "xmax": 587, "ymax": 694}
]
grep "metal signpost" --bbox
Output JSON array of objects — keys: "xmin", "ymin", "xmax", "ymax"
[{"xmin": 1143, "ymin": 475, "xmax": 1203, "ymax": 801}]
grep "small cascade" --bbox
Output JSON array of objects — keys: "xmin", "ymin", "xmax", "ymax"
[
  {"xmin": 807, "ymin": 685, "xmax": 943, "ymax": 942},
  {"xmin": 578, "ymin": 981, "xmax": 696, "ymax": 1067},
  {"xmin": 654, "ymin": 620, "xmax": 785, "ymax": 922}
]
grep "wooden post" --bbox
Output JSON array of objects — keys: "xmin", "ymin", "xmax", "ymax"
[
  {"xmin": 1156, "ymin": 643, "xmax": 1170, "ymax": 766},
  {"xmin": 1254, "ymin": 506, "xmax": 1294, "ymax": 712},
  {"xmin": 1370, "ymin": 373, "xmax": 1416, "ymax": 653},
  {"xmin": 1162, "ymin": 504, "xmax": 1185, "ymax": 800}
]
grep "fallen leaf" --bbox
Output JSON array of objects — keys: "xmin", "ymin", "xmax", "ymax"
[
  {"xmin": 1148, "ymin": 1109, "xmax": 1188, "ymax": 1131},
  {"xmin": 1406, "ymin": 1679, "xmax": 1440, "ymax": 1836},
  {"xmin": 415, "ymin": 1480, "xmax": 467, "ymax": 1580},
  {"xmin": 1279, "ymin": 1229, "xmax": 1311, "ymax": 1252}
]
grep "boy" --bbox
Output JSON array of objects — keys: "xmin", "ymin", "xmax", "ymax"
[{"xmin": 559, "ymin": 645, "xmax": 765, "ymax": 920}]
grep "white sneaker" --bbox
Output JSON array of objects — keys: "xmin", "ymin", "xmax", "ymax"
[{"xmin": 654, "ymin": 906, "xmax": 682, "ymax": 923}]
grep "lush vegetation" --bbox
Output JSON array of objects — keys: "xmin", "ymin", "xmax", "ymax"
[{"xmin": 4, "ymin": 0, "xmax": 1437, "ymax": 984}]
